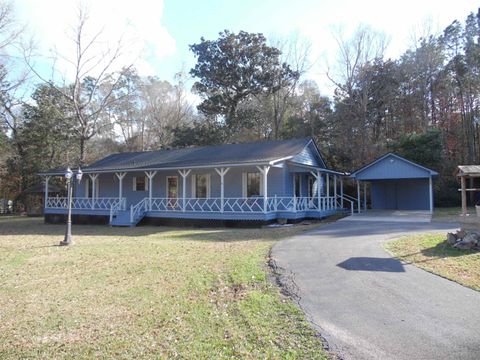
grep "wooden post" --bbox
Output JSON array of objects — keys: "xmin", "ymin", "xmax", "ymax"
[
  {"xmin": 44, "ymin": 176, "xmax": 50, "ymax": 208},
  {"xmin": 461, "ymin": 176, "xmax": 467, "ymax": 216},
  {"xmin": 145, "ymin": 171, "xmax": 157, "ymax": 211},
  {"xmin": 257, "ymin": 166, "xmax": 270, "ymax": 213},
  {"xmin": 429, "ymin": 176, "xmax": 433, "ymax": 214},
  {"xmin": 178, "ymin": 169, "xmax": 191, "ymax": 212},
  {"xmin": 215, "ymin": 167, "xmax": 230, "ymax": 213}
]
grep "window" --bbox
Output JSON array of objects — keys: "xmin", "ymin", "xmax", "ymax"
[
  {"xmin": 84, "ymin": 177, "xmax": 99, "ymax": 198},
  {"xmin": 133, "ymin": 176, "xmax": 148, "ymax": 191},
  {"xmin": 242, "ymin": 172, "xmax": 263, "ymax": 197},
  {"xmin": 247, "ymin": 172, "xmax": 261, "ymax": 197},
  {"xmin": 294, "ymin": 173, "xmax": 301, "ymax": 197},
  {"xmin": 196, "ymin": 176, "xmax": 207, "ymax": 198},
  {"xmin": 193, "ymin": 174, "xmax": 210, "ymax": 198}
]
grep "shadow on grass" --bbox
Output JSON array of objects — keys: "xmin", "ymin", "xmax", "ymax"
[
  {"xmin": 420, "ymin": 241, "xmax": 479, "ymax": 258},
  {"xmin": 0, "ymin": 216, "xmax": 324, "ymax": 243},
  {"xmin": 393, "ymin": 241, "xmax": 479, "ymax": 267}
]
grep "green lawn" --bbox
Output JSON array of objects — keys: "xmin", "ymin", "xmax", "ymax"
[
  {"xmin": 385, "ymin": 233, "xmax": 480, "ymax": 290},
  {"xmin": 0, "ymin": 217, "xmax": 329, "ymax": 359}
]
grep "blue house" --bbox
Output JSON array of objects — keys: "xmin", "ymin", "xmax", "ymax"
[{"xmin": 40, "ymin": 138, "xmax": 352, "ymax": 226}]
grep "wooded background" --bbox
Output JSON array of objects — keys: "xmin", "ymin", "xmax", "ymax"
[{"xmin": 1, "ymin": 3, "xmax": 479, "ymax": 209}]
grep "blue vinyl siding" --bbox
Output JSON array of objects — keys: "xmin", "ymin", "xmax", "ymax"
[
  {"xmin": 354, "ymin": 154, "xmax": 432, "ymax": 180},
  {"xmin": 290, "ymin": 141, "xmax": 325, "ymax": 168}
]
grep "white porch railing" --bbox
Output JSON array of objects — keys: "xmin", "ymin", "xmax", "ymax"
[
  {"xmin": 130, "ymin": 198, "xmax": 149, "ymax": 223},
  {"xmin": 46, "ymin": 197, "xmax": 126, "ymax": 211},
  {"xmin": 146, "ymin": 196, "xmax": 342, "ymax": 213}
]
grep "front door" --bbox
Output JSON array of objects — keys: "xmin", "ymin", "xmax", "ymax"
[{"xmin": 166, "ymin": 176, "xmax": 178, "ymax": 209}]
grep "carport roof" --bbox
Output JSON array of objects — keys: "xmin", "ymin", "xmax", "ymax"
[
  {"xmin": 456, "ymin": 165, "xmax": 480, "ymax": 177},
  {"xmin": 351, "ymin": 153, "xmax": 438, "ymax": 181}
]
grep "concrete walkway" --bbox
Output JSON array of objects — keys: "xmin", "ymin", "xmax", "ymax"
[
  {"xmin": 341, "ymin": 210, "xmax": 432, "ymax": 223},
  {"xmin": 272, "ymin": 220, "xmax": 480, "ymax": 360}
]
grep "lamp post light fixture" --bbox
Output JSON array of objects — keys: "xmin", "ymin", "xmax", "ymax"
[{"xmin": 59, "ymin": 167, "xmax": 83, "ymax": 246}]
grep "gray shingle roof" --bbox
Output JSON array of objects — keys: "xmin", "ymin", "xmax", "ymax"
[{"xmin": 40, "ymin": 138, "xmax": 317, "ymax": 175}]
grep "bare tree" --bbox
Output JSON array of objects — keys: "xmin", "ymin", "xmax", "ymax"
[
  {"xmin": 327, "ymin": 24, "xmax": 388, "ymax": 95},
  {"xmin": 24, "ymin": 5, "xmax": 129, "ymax": 165},
  {"xmin": 265, "ymin": 33, "xmax": 310, "ymax": 139}
]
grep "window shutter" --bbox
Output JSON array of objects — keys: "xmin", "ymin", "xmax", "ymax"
[
  {"xmin": 242, "ymin": 173, "xmax": 247, "ymax": 197},
  {"xmin": 145, "ymin": 176, "xmax": 149, "ymax": 191},
  {"xmin": 206, "ymin": 174, "xmax": 211, "ymax": 198},
  {"xmin": 259, "ymin": 173, "xmax": 264, "ymax": 196},
  {"xmin": 85, "ymin": 179, "xmax": 89, "ymax": 198},
  {"xmin": 191, "ymin": 174, "xmax": 196, "ymax": 198},
  {"xmin": 133, "ymin": 176, "xmax": 137, "ymax": 191}
]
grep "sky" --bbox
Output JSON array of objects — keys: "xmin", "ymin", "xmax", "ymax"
[{"xmin": 14, "ymin": 0, "xmax": 480, "ymax": 96}]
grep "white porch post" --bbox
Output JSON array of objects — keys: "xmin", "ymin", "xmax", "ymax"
[
  {"xmin": 363, "ymin": 182, "xmax": 367, "ymax": 211},
  {"xmin": 215, "ymin": 167, "xmax": 230, "ymax": 213},
  {"xmin": 429, "ymin": 176, "xmax": 433, "ymax": 214},
  {"xmin": 310, "ymin": 170, "xmax": 322, "ymax": 211},
  {"xmin": 326, "ymin": 173, "xmax": 330, "ymax": 210},
  {"xmin": 89, "ymin": 173, "xmax": 99, "ymax": 209},
  {"xmin": 340, "ymin": 177, "xmax": 344, "ymax": 208},
  {"xmin": 44, "ymin": 176, "xmax": 50, "ymax": 208},
  {"xmin": 357, "ymin": 180, "xmax": 361, "ymax": 213},
  {"xmin": 178, "ymin": 169, "xmax": 191, "ymax": 212},
  {"xmin": 257, "ymin": 165, "xmax": 270, "ymax": 213},
  {"xmin": 145, "ymin": 171, "xmax": 157, "ymax": 211},
  {"xmin": 115, "ymin": 172, "xmax": 126, "ymax": 209},
  {"xmin": 334, "ymin": 175, "xmax": 338, "ymax": 209}
]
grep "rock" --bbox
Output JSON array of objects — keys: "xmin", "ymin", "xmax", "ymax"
[
  {"xmin": 446, "ymin": 232, "xmax": 458, "ymax": 245},
  {"xmin": 454, "ymin": 240, "xmax": 474, "ymax": 250},
  {"xmin": 455, "ymin": 230, "xmax": 467, "ymax": 239},
  {"xmin": 464, "ymin": 233, "xmax": 479, "ymax": 245}
]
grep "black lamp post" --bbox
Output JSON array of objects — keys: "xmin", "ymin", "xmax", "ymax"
[{"xmin": 60, "ymin": 167, "xmax": 82, "ymax": 246}]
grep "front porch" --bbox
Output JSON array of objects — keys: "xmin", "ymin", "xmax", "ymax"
[{"xmin": 45, "ymin": 195, "xmax": 350, "ymax": 226}]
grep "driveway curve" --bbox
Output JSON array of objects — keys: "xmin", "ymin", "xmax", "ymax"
[{"xmin": 271, "ymin": 220, "xmax": 480, "ymax": 360}]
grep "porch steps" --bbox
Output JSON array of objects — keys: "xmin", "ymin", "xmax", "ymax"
[{"xmin": 110, "ymin": 210, "xmax": 145, "ymax": 227}]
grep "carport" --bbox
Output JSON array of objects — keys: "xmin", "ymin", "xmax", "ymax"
[{"xmin": 350, "ymin": 153, "xmax": 438, "ymax": 213}]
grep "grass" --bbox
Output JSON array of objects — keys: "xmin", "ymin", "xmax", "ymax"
[
  {"xmin": 0, "ymin": 217, "xmax": 329, "ymax": 359},
  {"xmin": 385, "ymin": 233, "xmax": 480, "ymax": 290}
]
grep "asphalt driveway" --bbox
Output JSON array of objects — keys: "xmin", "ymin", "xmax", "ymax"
[{"xmin": 271, "ymin": 220, "xmax": 480, "ymax": 360}]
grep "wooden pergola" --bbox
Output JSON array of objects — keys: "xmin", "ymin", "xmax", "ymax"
[{"xmin": 456, "ymin": 165, "xmax": 480, "ymax": 215}]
